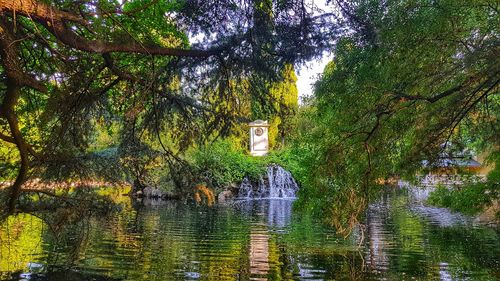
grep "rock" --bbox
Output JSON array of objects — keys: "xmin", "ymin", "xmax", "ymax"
[
  {"xmin": 218, "ymin": 190, "xmax": 234, "ymax": 203},
  {"xmin": 163, "ymin": 192, "xmax": 180, "ymax": 200},
  {"xmin": 151, "ymin": 187, "xmax": 163, "ymax": 198},
  {"xmin": 143, "ymin": 186, "xmax": 152, "ymax": 198}
]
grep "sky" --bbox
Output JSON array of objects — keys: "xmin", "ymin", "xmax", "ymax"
[
  {"xmin": 295, "ymin": 55, "xmax": 331, "ymax": 101},
  {"xmin": 295, "ymin": 0, "xmax": 332, "ymax": 101}
]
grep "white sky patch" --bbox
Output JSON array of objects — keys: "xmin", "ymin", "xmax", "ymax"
[
  {"xmin": 295, "ymin": 0, "xmax": 332, "ymax": 101},
  {"xmin": 295, "ymin": 54, "xmax": 332, "ymax": 101}
]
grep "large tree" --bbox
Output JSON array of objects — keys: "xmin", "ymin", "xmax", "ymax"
[
  {"xmin": 0, "ymin": 0, "xmax": 336, "ymax": 211},
  {"xmin": 294, "ymin": 0, "xmax": 499, "ymax": 234}
]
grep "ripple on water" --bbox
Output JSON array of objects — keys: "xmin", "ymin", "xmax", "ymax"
[{"xmin": 1, "ymin": 194, "xmax": 499, "ymax": 281}]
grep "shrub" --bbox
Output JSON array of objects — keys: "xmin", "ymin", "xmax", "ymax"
[
  {"xmin": 190, "ymin": 139, "xmax": 265, "ymax": 191},
  {"xmin": 427, "ymin": 184, "xmax": 481, "ymax": 215},
  {"xmin": 427, "ymin": 152, "xmax": 499, "ymax": 215},
  {"xmin": 427, "ymin": 181, "xmax": 498, "ymax": 215},
  {"xmin": 427, "ymin": 185, "xmax": 453, "ymax": 209}
]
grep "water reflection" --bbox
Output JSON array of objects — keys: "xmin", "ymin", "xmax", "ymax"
[
  {"xmin": 405, "ymin": 185, "xmax": 471, "ymax": 227},
  {"xmin": 0, "ymin": 190, "xmax": 498, "ymax": 281},
  {"xmin": 249, "ymin": 225, "xmax": 270, "ymax": 280},
  {"xmin": 233, "ymin": 199, "xmax": 295, "ymax": 280},
  {"xmin": 365, "ymin": 199, "xmax": 391, "ymax": 274},
  {"xmin": 234, "ymin": 199, "xmax": 293, "ymax": 227}
]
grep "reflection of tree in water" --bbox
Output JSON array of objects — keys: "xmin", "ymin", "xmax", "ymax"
[
  {"xmin": 25, "ymin": 269, "xmax": 122, "ymax": 281},
  {"xmin": 243, "ymin": 199, "xmax": 367, "ymax": 280},
  {"xmin": 237, "ymin": 200, "xmax": 292, "ymax": 280},
  {"xmin": 0, "ymin": 188, "xmax": 122, "ymax": 280},
  {"xmin": 364, "ymin": 192, "xmax": 391, "ymax": 274},
  {"xmin": 425, "ymin": 225, "xmax": 500, "ymax": 278},
  {"xmin": 135, "ymin": 202, "xmax": 252, "ymax": 280},
  {"xmin": 363, "ymin": 190, "xmax": 434, "ymax": 278},
  {"xmin": 361, "ymin": 189, "xmax": 500, "ymax": 280},
  {"xmin": 234, "ymin": 199, "xmax": 294, "ymax": 227},
  {"xmin": 2, "ymin": 192, "xmax": 496, "ymax": 280},
  {"xmin": 0, "ymin": 211, "xmax": 95, "ymax": 279}
]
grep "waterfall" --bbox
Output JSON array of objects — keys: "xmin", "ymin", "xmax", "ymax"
[
  {"xmin": 268, "ymin": 165, "xmax": 298, "ymax": 198},
  {"xmin": 238, "ymin": 165, "xmax": 298, "ymax": 199}
]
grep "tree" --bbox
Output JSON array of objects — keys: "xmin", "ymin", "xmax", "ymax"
[
  {"xmin": 295, "ymin": 0, "xmax": 499, "ymax": 234},
  {"xmin": 252, "ymin": 64, "xmax": 299, "ymax": 148},
  {"xmin": 0, "ymin": 0, "xmax": 336, "ymax": 211}
]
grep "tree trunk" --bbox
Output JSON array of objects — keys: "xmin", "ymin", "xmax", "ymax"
[
  {"xmin": 0, "ymin": 19, "xmax": 38, "ymax": 213},
  {"xmin": 2, "ymin": 83, "xmax": 29, "ymax": 212}
]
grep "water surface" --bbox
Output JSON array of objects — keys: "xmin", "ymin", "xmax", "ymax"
[{"xmin": 0, "ymin": 189, "xmax": 498, "ymax": 280}]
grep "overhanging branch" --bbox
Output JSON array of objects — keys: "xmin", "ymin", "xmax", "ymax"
[
  {"xmin": 43, "ymin": 19, "xmax": 220, "ymax": 57},
  {"xmin": 0, "ymin": 0, "xmax": 86, "ymax": 24},
  {"xmin": 1, "ymin": 0, "xmax": 222, "ymax": 58}
]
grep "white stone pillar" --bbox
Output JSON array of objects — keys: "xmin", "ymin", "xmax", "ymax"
[{"xmin": 249, "ymin": 120, "xmax": 270, "ymax": 156}]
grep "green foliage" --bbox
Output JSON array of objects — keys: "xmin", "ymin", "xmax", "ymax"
[
  {"xmin": 190, "ymin": 139, "xmax": 266, "ymax": 191},
  {"xmin": 0, "ymin": 143, "xmax": 18, "ymax": 181},
  {"xmin": 427, "ymin": 185, "xmax": 453, "ymax": 210},
  {"xmin": 0, "ymin": 0, "xmax": 322, "ymax": 205},
  {"xmin": 485, "ymin": 151, "xmax": 500, "ymax": 185},
  {"xmin": 290, "ymin": 0, "xmax": 499, "ymax": 232},
  {"xmin": 251, "ymin": 64, "xmax": 299, "ymax": 148},
  {"xmin": 186, "ymin": 64, "xmax": 300, "ymax": 191},
  {"xmin": 427, "ymin": 183, "xmax": 496, "ymax": 215},
  {"xmin": 42, "ymin": 148, "xmax": 126, "ymax": 183},
  {"xmin": 215, "ymin": 64, "xmax": 299, "ymax": 150},
  {"xmin": 427, "ymin": 152, "xmax": 500, "ymax": 215}
]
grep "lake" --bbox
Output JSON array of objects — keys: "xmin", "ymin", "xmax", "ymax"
[{"xmin": 0, "ymin": 188, "xmax": 498, "ymax": 280}]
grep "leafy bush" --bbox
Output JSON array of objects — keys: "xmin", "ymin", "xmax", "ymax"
[
  {"xmin": 266, "ymin": 147, "xmax": 307, "ymax": 185},
  {"xmin": 427, "ymin": 185, "xmax": 453, "ymax": 209},
  {"xmin": 190, "ymin": 139, "xmax": 265, "ymax": 191},
  {"xmin": 428, "ymin": 184, "xmax": 485, "ymax": 214},
  {"xmin": 427, "ymin": 152, "xmax": 499, "ymax": 215},
  {"xmin": 427, "ymin": 180, "xmax": 498, "ymax": 215}
]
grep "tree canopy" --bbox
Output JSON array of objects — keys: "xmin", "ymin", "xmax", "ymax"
[
  {"xmin": 0, "ymin": 0, "xmax": 336, "ymax": 211},
  {"xmin": 292, "ymin": 0, "xmax": 499, "ymax": 234},
  {"xmin": 0, "ymin": 0, "xmax": 498, "ymax": 234}
]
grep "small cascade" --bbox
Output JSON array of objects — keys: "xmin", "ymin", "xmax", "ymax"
[
  {"xmin": 238, "ymin": 178, "xmax": 255, "ymax": 198},
  {"xmin": 268, "ymin": 165, "xmax": 298, "ymax": 198},
  {"xmin": 238, "ymin": 165, "xmax": 298, "ymax": 199}
]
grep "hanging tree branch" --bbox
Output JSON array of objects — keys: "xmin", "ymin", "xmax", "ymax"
[
  {"xmin": 0, "ymin": 0, "xmax": 222, "ymax": 57},
  {"xmin": 0, "ymin": 0, "xmax": 87, "ymax": 24}
]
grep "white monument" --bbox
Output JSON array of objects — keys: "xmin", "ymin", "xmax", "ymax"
[{"xmin": 249, "ymin": 120, "xmax": 270, "ymax": 156}]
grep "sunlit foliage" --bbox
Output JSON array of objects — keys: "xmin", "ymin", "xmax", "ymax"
[
  {"xmin": 293, "ymin": 0, "xmax": 499, "ymax": 233},
  {"xmin": 0, "ymin": 0, "xmax": 335, "ymax": 209}
]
